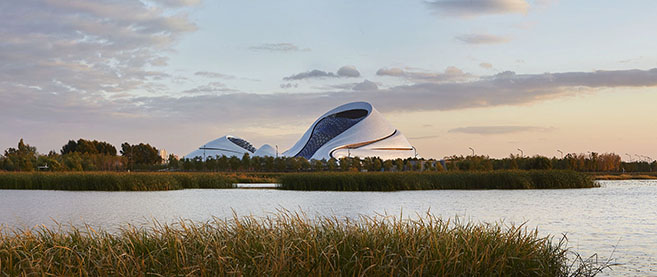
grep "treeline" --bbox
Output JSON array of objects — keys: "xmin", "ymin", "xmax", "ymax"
[
  {"xmin": 171, "ymin": 154, "xmax": 443, "ymax": 172},
  {"xmin": 444, "ymin": 153, "xmax": 656, "ymax": 172},
  {"xmin": 1, "ymin": 138, "xmax": 655, "ymax": 173},
  {"xmin": 0, "ymin": 139, "xmax": 162, "ymax": 172}
]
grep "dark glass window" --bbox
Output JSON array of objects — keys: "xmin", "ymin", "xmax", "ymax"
[
  {"xmin": 295, "ymin": 109, "xmax": 368, "ymax": 159},
  {"xmin": 227, "ymin": 137, "xmax": 256, "ymax": 153}
]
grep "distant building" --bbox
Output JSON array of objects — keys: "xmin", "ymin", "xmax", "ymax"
[
  {"xmin": 184, "ymin": 101, "xmax": 417, "ymax": 160},
  {"xmin": 283, "ymin": 102, "xmax": 416, "ymax": 160},
  {"xmin": 159, "ymin": 149, "xmax": 168, "ymax": 164}
]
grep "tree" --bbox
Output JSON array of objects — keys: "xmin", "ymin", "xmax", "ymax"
[
  {"xmin": 395, "ymin": 159, "xmax": 404, "ymax": 172},
  {"xmin": 217, "ymin": 155, "xmax": 229, "ymax": 171},
  {"xmin": 312, "ymin": 159, "xmax": 324, "ymax": 171},
  {"xmin": 241, "ymin": 153, "xmax": 251, "ymax": 171},
  {"xmin": 372, "ymin": 158, "xmax": 383, "ymax": 172},
  {"xmin": 327, "ymin": 158, "xmax": 338, "ymax": 171},
  {"xmin": 229, "ymin": 156, "xmax": 241, "ymax": 171},
  {"xmin": 120, "ymin": 142, "xmax": 161, "ymax": 169},
  {"xmin": 383, "ymin": 160, "xmax": 393, "ymax": 171},
  {"xmin": 168, "ymin": 154, "xmax": 179, "ymax": 169},
  {"xmin": 61, "ymin": 139, "xmax": 116, "ymax": 155},
  {"xmin": 4, "ymin": 139, "xmax": 38, "ymax": 171}
]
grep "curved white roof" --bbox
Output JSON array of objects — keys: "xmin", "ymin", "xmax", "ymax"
[
  {"xmin": 184, "ymin": 135, "xmax": 254, "ymax": 160},
  {"xmin": 254, "ymin": 144, "xmax": 276, "ymax": 157},
  {"xmin": 283, "ymin": 101, "xmax": 415, "ymax": 160}
]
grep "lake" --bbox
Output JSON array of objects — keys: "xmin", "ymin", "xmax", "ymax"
[{"xmin": 1, "ymin": 180, "xmax": 655, "ymax": 275}]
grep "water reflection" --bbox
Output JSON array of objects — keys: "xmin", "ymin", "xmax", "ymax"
[{"xmin": 0, "ymin": 180, "xmax": 655, "ymax": 275}]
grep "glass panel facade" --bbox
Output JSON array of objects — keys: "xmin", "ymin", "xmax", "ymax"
[
  {"xmin": 227, "ymin": 137, "xmax": 256, "ymax": 153},
  {"xmin": 295, "ymin": 109, "xmax": 368, "ymax": 159}
]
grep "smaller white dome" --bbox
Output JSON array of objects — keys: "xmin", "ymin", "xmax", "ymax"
[{"xmin": 254, "ymin": 144, "xmax": 277, "ymax": 157}]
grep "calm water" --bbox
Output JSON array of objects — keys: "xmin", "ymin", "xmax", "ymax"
[{"xmin": 1, "ymin": 180, "xmax": 656, "ymax": 275}]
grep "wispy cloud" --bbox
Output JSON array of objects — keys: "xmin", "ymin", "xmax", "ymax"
[
  {"xmin": 194, "ymin": 71, "xmax": 236, "ymax": 79},
  {"xmin": 328, "ymin": 80, "xmax": 379, "ymax": 91},
  {"xmin": 0, "ymin": 0, "xmax": 197, "ymax": 99},
  {"xmin": 480, "ymin": 62, "xmax": 494, "ymax": 69},
  {"xmin": 456, "ymin": 34, "xmax": 511, "ymax": 44},
  {"xmin": 409, "ymin": 135, "xmax": 441, "ymax": 140},
  {"xmin": 426, "ymin": 0, "xmax": 529, "ymax": 17},
  {"xmin": 249, "ymin": 43, "xmax": 310, "ymax": 52},
  {"xmin": 376, "ymin": 66, "xmax": 473, "ymax": 82},
  {"xmin": 449, "ymin": 126, "xmax": 552, "ymax": 135},
  {"xmin": 182, "ymin": 82, "xmax": 238, "ymax": 94},
  {"xmin": 283, "ymin": 66, "xmax": 361, "ymax": 81}
]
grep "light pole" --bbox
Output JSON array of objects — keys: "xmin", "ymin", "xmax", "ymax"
[
  {"xmin": 412, "ymin": 146, "xmax": 418, "ymax": 159},
  {"xmin": 635, "ymin": 154, "xmax": 642, "ymax": 162},
  {"xmin": 625, "ymin": 153, "xmax": 632, "ymax": 162},
  {"xmin": 517, "ymin": 148, "xmax": 524, "ymax": 158},
  {"xmin": 275, "ymin": 145, "xmax": 278, "ymax": 158},
  {"xmin": 468, "ymin": 147, "xmax": 475, "ymax": 156},
  {"xmin": 557, "ymin": 150, "xmax": 563, "ymax": 159}
]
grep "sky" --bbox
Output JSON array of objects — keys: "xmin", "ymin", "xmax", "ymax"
[{"xmin": 1, "ymin": 0, "xmax": 657, "ymax": 160}]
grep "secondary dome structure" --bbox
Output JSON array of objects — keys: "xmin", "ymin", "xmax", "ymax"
[
  {"xmin": 185, "ymin": 135, "xmax": 255, "ymax": 160},
  {"xmin": 254, "ymin": 144, "xmax": 276, "ymax": 157},
  {"xmin": 282, "ymin": 101, "xmax": 416, "ymax": 160}
]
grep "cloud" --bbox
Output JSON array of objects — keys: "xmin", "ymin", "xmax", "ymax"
[
  {"xmin": 0, "ymin": 0, "xmax": 197, "ymax": 99},
  {"xmin": 376, "ymin": 66, "xmax": 473, "ymax": 82},
  {"xmin": 480, "ymin": 62, "xmax": 494, "ymax": 69},
  {"xmin": 283, "ymin": 66, "xmax": 361, "ymax": 81},
  {"xmin": 182, "ymin": 82, "xmax": 238, "ymax": 94},
  {"xmin": 456, "ymin": 34, "xmax": 511, "ymax": 44},
  {"xmin": 194, "ymin": 71, "xmax": 236, "ymax": 79},
  {"xmin": 4, "ymin": 63, "xmax": 657, "ymax": 154},
  {"xmin": 280, "ymin": 83, "xmax": 298, "ymax": 89},
  {"xmin": 449, "ymin": 126, "xmax": 552, "ymax": 135},
  {"xmin": 426, "ymin": 0, "xmax": 529, "ymax": 16},
  {"xmin": 128, "ymin": 67, "xmax": 657, "ymax": 125},
  {"xmin": 408, "ymin": 135, "xmax": 441, "ymax": 140},
  {"xmin": 353, "ymin": 80, "xmax": 379, "ymax": 91},
  {"xmin": 249, "ymin": 43, "xmax": 310, "ymax": 52},
  {"xmin": 153, "ymin": 0, "xmax": 201, "ymax": 7},
  {"xmin": 337, "ymin": 66, "xmax": 361, "ymax": 78}
]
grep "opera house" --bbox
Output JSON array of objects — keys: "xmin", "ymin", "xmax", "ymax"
[{"xmin": 185, "ymin": 102, "xmax": 416, "ymax": 160}]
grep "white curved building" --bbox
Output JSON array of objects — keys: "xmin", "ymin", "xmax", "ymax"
[
  {"xmin": 185, "ymin": 135, "xmax": 255, "ymax": 160},
  {"xmin": 282, "ymin": 102, "xmax": 416, "ymax": 160},
  {"xmin": 254, "ymin": 144, "xmax": 276, "ymax": 157}
]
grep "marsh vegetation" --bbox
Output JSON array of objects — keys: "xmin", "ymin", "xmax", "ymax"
[{"xmin": 0, "ymin": 212, "xmax": 609, "ymax": 276}]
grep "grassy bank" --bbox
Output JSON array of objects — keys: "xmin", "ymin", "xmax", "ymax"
[
  {"xmin": 0, "ymin": 172, "xmax": 276, "ymax": 191},
  {"xmin": 590, "ymin": 172, "xmax": 657, "ymax": 180},
  {"xmin": 279, "ymin": 170, "xmax": 597, "ymax": 191},
  {"xmin": 0, "ymin": 213, "xmax": 607, "ymax": 276}
]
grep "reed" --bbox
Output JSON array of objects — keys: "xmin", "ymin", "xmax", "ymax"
[
  {"xmin": 0, "ymin": 172, "xmax": 244, "ymax": 191},
  {"xmin": 279, "ymin": 170, "xmax": 597, "ymax": 191},
  {"xmin": 0, "ymin": 212, "xmax": 608, "ymax": 276}
]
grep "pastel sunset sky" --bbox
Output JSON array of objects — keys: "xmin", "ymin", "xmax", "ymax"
[{"xmin": 2, "ymin": 0, "xmax": 657, "ymax": 160}]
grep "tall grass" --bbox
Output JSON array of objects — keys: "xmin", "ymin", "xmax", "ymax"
[
  {"xmin": 279, "ymin": 170, "xmax": 597, "ymax": 191},
  {"xmin": 0, "ymin": 212, "xmax": 608, "ymax": 276},
  {"xmin": 0, "ymin": 172, "xmax": 251, "ymax": 191}
]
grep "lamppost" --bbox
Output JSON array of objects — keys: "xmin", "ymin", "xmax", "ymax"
[
  {"xmin": 468, "ymin": 147, "xmax": 475, "ymax": 156},
  {"xmin": 635, "ymin": 154, "xmax": 642, "ymax": 162},
  {"xmin": 517, "ymin": 148, "xmax": 524, "ymax": 158},
  {"xmin": 557, "ymin": 150, "xmax": 563, "ymax": 159},
  {"xmin": 275, "ymin": 145, "xmax": 278, "ymax": 158},
  {"xmin": 412, "ymin": 146, "xmax": 418, "ymax": 159},
  {"xmin": 625, "ymin": 153, "xmax": 632, "ymax": 162}
]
